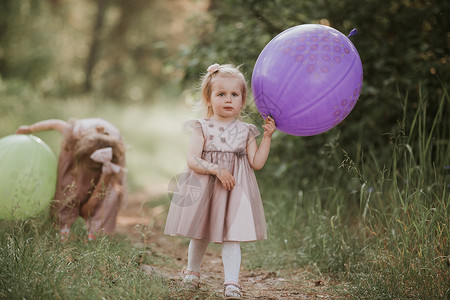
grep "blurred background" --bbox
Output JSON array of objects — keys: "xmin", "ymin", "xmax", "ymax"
[
  {"xmin": 0, "ymin": 0, "xmax": 449, "ymax": 298},
  {"xmin": 0, "ymin": 0, "xmax": 448, "ymax": 191}
]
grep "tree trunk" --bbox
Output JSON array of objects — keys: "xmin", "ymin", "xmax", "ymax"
[{"xmin": 84, "ymin": 0, "xmax": 108, "ymax": 92}]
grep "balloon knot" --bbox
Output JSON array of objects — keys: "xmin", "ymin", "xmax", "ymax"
[{"xmin": 347, "ymin": 28, "xmax": 358, "ymax": 38}]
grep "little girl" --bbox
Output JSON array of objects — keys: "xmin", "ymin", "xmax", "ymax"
[
  {"xmin": 164, "ymin": 63, "xmax": 276, "ymax": 299},
  {"xmin": 16, "ymin": 118, "xmax": 126, "ymax": 241}
]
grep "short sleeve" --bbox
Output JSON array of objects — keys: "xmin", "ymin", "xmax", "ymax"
[
  {"xmin": 248, "ymin": 123, "xmax": 260, "ymax": 139},
  {"xmin": 183, "ymin": 119, "xmax": 205, "ymax": 136}
]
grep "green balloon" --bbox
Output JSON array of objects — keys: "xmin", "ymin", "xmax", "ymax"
[{"xmin": 0, "ymin": 134, "xmax": 57, "ymax": 220}]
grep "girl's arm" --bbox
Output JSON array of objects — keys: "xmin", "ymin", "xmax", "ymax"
[
  {"xmin": 247, "ymin": 116, "xmax": 276, "ymax": 170},
  {"xmin": 186, "ymin": 126, "xmax": 235, "ymax": 190},
  {"xmin": 16, "ymin": 119, "xmax": 69, "ymax": 134}
]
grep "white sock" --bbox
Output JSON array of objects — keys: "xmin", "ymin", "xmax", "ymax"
[
  {"xmin": 187, "ymin": 239, "xmax": 209, "ymax": 273},
  {"xmin": 222, "ymin": 242, "xmax": 241, "ymax": 283}
]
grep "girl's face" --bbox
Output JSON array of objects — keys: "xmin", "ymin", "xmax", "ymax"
[{"xmin": 209, "ymin": 76, "xmax": 243, "ymax": 121}]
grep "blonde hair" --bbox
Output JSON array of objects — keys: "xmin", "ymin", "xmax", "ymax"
[{"xmin": 199, "ymin": 64, "xmax": 247, "ymax": 119}]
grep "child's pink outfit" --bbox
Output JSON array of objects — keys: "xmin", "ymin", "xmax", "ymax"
[
  {"xmin": 164, "ymin": 118, "xmax": 267, "ymax": 242},
  {"xmin": 52, "ymin": 118, "xmax": 126, "ymax": 234}
]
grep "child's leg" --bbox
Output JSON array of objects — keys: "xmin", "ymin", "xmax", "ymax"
[
  {"xmin": 222, "ymin": 242, "xmax": 243, "ymax": 298},
  {"xmin": 182, "ymin": 238, "xmax": 208, "ymax": 289},
  {"xmin": 83, "ymin": 173, "xmax": 125, "ymax": 237},
  {"xmin": 222, "ymin": 241, "xmax": 241, "ymax": 282},
  {"xmin": 51, "ymin": 190, "xmax": 78, "ymax": 241},
  {"xmin": 187, "ymin": 238, "xmax": 209, "ymax": 272},
  {"xmin": 85, "ymin": 181, "xmax": 121, "ymax": 236},
  {"xmin": 52, "ymin": 180, "xmax": 79, "ymax": 231}
]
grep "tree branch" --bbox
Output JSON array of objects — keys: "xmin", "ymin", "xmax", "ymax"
[{"xmin": 246, "ymin": 0, "xmax": 283, "ymax": 35}]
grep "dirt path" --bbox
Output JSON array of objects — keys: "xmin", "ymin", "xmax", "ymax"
[{"xmin": 115, "ymin": 186, "xmax": 342, "ymax": 299}]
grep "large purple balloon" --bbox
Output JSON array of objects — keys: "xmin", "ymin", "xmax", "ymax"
[{"xmin": 252, "ymin": 24, "xmax": 363, "ymax": 136}]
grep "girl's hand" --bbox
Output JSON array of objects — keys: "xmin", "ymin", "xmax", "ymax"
[
  {"xmin": 262, "ymin": 116, "xmax": 276, "ymax": 138},
  {"xmin": 16, "ymin": 126, "xmax": 32, "ymax": 134},
  {"xmin": 216, "ymin": 168, "xmax": 235, "ymax": 190}
]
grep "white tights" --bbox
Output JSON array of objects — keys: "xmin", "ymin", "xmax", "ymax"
[
  {"xmin": 187, "ymin": 238, "xmax": 208, "ymax": 273},
  {"xmin": 187, "ymin": 239, "xmax": 241, "ymax": 283}
]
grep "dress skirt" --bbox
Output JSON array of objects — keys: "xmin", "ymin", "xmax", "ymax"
[{"xmin": 164, "ymin": 119, "xmax": 267, "ymax": 243}]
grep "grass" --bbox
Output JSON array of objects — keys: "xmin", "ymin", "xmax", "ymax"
[
  {"xmin": 1, "ymin": 79, "xmax": 449, "ymax": 299},
  {"xmin": 0, "ymin": 217, "xmax": 172, "ymax": 299},
  {"xmin": 244, "ymin": 84, "xmax": 449, "ymax": 299},
  {"xmin": 0, "ymin": 82, "xmax": 191, "ymax": 299}
]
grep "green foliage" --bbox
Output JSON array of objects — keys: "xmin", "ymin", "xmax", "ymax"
[
  {"xmin": 0, "ymin": 218, "xmax": 170, "ymax": 299},
  {"xmin": 178, "ymin": 0, "xmax": 449, "ymax": 97},
  {"xmin": 177, "ymin": 0, "xmax": 450, "ymax": 165},
  {"xmin": 177, "ymin": 0, "xmax": 331, "ymax": 81},
  {"xmin": 0, "ymin": 0, "xmax": 200, "ymax": 99},
  {"xmin": 0, "ymin": 0, "xmax": 56, "ymax": 85},
  {"xmin": 0, "ymin": 79, "xmax": 63, "ymax": 149},
  {"xmin": 245, "ymin": 84, "xmax": 449, "ymax": 299}
]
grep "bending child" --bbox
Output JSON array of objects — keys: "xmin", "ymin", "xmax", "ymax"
[
  {"xmin": 164, "ymin": 63, "xmax": 276, "ymax": 299},
  {"xmin": 16, "ymin": 118, "xmax": 126, "ymax": 241}
]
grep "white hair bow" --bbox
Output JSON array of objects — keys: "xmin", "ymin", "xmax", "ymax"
[
  {"xmin": 90, "ymin": 147, "xmax": 121, "ymax": 174},
  {"xmin": 207, "ymin": 63, "xmax": 220, "ymax": 74}
]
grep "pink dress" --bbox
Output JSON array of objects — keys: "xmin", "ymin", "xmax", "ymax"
[
  {"xmin": 52, "ymin": 118, "xmax": 126, "ymax": 234},
  {"xmin": 164, "ymin": 118, "xmax": 267, "ymax": 243}
]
